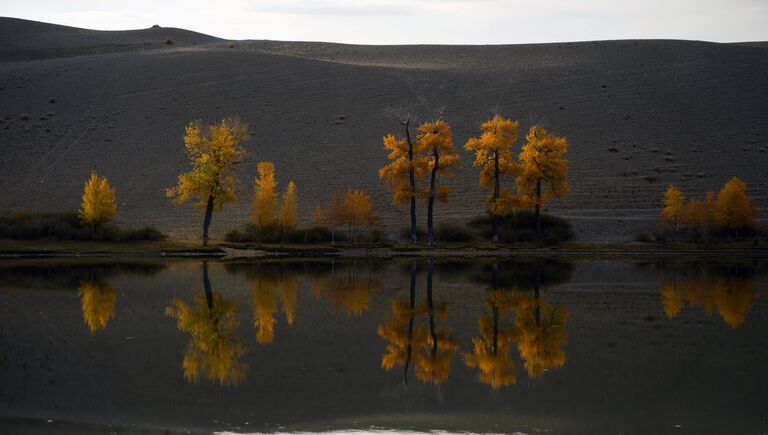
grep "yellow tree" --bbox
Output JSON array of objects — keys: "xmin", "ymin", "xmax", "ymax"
[
  {"xmin": 343, "ymin": 188, "xmax": 378, "ymax": 243},
  {"xmin": 79, "ymin": 171, "xmax": 117, "ymax": 228},
  {"xmin": 464, "ymin": 115, "xmax": 521, "ymax": 242},
  {"xmin": 167, "ymin": 118, "xmax": 248, "ymax": 245},
  {"xmin": 164, "ymin": 263, "xmax": 246, "ymax": 385},
  {"xmin": 79, "ymin": 279, "xmax": 116, "ymax": 333},
  {"xmin": 715, "ymin": 177, "xmax": 757, "ymax": 231},
  {"xmin": 252, "ymin": 161, "xmax": 278, "ymax": 229},
  {"xmin": 418, "ymin": 120, "xmax": 460, "ymax": 246},
  {"xmin": 279, "ymin": 181, "xmax": 298, "ymax": 240},
  {"xmin": 661, "ymin": 185, "xmax": 685, "ymax": 234},
  {"xmin": 379, "ymin": 119, "xmax": 428, "ymax": 243},
  {"xmin": 517, "ymin": 125, "xmax": 570, "ymax": 238}
]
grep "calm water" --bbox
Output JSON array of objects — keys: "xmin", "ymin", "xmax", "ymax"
[{"xmin": 0, "ymin": 257, "xmax": 766, "ymax": 434}]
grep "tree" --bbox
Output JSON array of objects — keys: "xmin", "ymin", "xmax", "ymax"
[
  {"xmin": 514, "ymin": 294, "xmax": 568, "ymax": 378},
  {"xmin": 418, "ymin": 120, "xmax": 460, "ymax": 246},
  {"xmin": 681, "ymin": 198, "xmax": 708, "ymax": 243},
  {"xmin": 715, "ymin": 177, "xmax": 757, "ymax": 231},
  {"xmin": 252, "ymin": 161, "xmax": 278, "ymax": 229},
  {"xmin": 379, "ymin": 119, "xmax": 428, "ymax": 243},
  {"xmin": 79, "ymin": 171, "xmax": 117, "ymax": 227},
  {"xmin": 661, "ymin": 184, "xmax": 684, "ymax": 234},
  {"xmin": 343, "ymin": 188, "xmax": 378, "ymax": 243},
  {"xmin": 517, "ymin": 125, "xmax": 570, "ymax": 238},
  {"xmin": 464, "ymin": 115, "xmax": 521, "ymax": 242},
  {"xmin": 167, "ymin": 118, "xmax": 248, "ymax": 245},
  {"xmin": 278, "ymin": 180, "xmax": 298, "ymax": 240}
]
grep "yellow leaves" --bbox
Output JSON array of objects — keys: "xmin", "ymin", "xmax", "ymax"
[
  {"xmin": 661, "ymin": 184, "xmax": 684, "ymax": 223},
  {"xmin": 513, "ymin": 295, "xmax": 568, "ymax": 378},
  {"xmin": 312, "ymin": 266, "xmax": 381, "ymax": 317},
  {"xmin": 279, "ymin": 181, "xmax": 298, "ymax": 231},
  {"xmin": 79, "ymin": 279, "xmax": 116, "ymax": 334},
  {"xmin": 79, "ymin": 171, "xmax": 116, "ymax": 227},
  {"xmin": 252, "ymin": 161, "xmax": 278, "ymax": 228},
  {"xmin": 715, "ymin": 177, "xmax": 757, "ymax": 229},
  {"xmin": 517, "ymin": 125, "xmax": 570, "ymax": 206},
  {"xmin": 167, "ymin": 118, "xmax": 248, "ymax": 211},
  {"xmin": 680, "ymin": 198, "xmax": 708, "ymax": 229},
  {"xmin": 464, "ymin": 337, "xmax": 518, "ymax": 389},
  {"xmin": 250, "ymin": 273, "xmax": 299, "ymax": 344},
  {"xmin": 419, "ymin": 119, "xmax": 460, "ymax": 205},
  {"xmin": 165, "ymin": 290, "xmax": 246, "ymax": 386},
  {"xmin": 379, "ymin": 133, "xmax": 428, "ymax": 205}
]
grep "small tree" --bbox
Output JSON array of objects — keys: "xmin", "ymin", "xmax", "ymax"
[
  {"xmin": 252, "ymin": 161, "xmax": 278, "ymax": 229},
  {"xmin": 661, "ymin": 184, "xmax": 684, "ymax": 235},
  {"xmin": 343, "ymin": 188, "xmax": 377, "ymax": 243},
  {"xmin": 464, "ymin": 115, "xmax": 520, "ymax": 242},
  {"xmin": 167, "ymin": 118, "xmax": 248, "ymax": 245},
  {"xmin": 418, "ymin": 119, "xmax": 459, "ymax": 246},
  {"xmin": 517, "ymin": 125, "xmax": 569, "ymax": 238},
  {"xmin": 278, "ymin": 181, "xmax": 298, "ymax": 240},
  {"xmin": 79, "ymin": 171, "xmax": 117, "ymax": 228},
  {"xmin": 379, "ymin": 118, "xmax": 428, "ymax": 244},
  {"xmin": 715, "ymin": 177, "xmax": 757, "ymax": 232}
]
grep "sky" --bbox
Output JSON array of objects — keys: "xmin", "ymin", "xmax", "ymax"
[{"xmin": 3, "ymin": 0, "xmax": 768, "ymax": 44}]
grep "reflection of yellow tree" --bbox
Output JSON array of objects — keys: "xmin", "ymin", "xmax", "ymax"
[
  {"xmin": 79, "ymin": 280, "xmax": 116, "ymax": 334},
  {"xmin": 313, "ymin": 263, "xmax": 381, "ymax": 316},
  {"xmin": 165, "ymin": 264, "xmax": 246, "ymax": 386},
  {"xmin": 464, "ymin": 290, "xmax": 519, "ymax": 389},
  {"xmin": 660, "ymin": 272, "xmax": 758, "ymax": 329},
  {"xmin": 251, "ymin": 272, "xmax": 299, "ymax": 344},
  {"xmin": 378, "ymin": 261, "xmax": 458, "ymax": 385},
  {"xmin": 514, "ymin": 293, "xmax": 568, "ymax": 378}
]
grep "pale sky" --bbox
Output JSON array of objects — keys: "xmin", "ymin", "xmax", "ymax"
[{"xmin": 3, "ymin": 0, "xmax": 768, "ymax": 44}]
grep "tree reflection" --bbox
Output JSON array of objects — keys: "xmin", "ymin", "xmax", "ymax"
[
  {"xmin": 465, "ymin": 260, "xmax": 570, "ymax": 388},
  {"xmin": 79, "ymin": 279, "xmax": 116, "ymax": 334},
  {"xmin": 658, "ymin": 260, "xmax": 759, "ymax": 328},
  {"xmin": 250, "ymin": 266, "xmax": 299, "ymax": 344},
  {"xmin": 312, "ymin": 260, "xmax": 382, "ymax": 317},
  {"xmin": 378, "ymin": 260, "xmax": 457, "ymax": 385},
  {"xmin": 165, "ymin": 262, "xmax": 246, "ymax": 386}
]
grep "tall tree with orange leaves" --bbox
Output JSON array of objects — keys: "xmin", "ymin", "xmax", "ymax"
[
  {"xmin": 418, "ymin": 120, "xmax": 460, "ymax": 245},
  {"xmin": 715, "ymin": 177, "xmax": 757, "ymax": 232},
  {"xmin": 517, "ymin": 125, "xmax": 570, "ymax": 238},
  {"xmin": 167, "ymin": 118, "xmax": 248, "ymax": 245},
  {"xmin": 379, "ymin": 118, "xmax": 428, "ymax": 243},
  {"xmin": 464, "ymin": 115, "xmax": 521, "ymax": 242}
]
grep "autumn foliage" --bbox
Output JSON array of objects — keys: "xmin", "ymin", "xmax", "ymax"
[{"xmin": 79, "ymin": 171, "xmax": 117, "ymax": 227}]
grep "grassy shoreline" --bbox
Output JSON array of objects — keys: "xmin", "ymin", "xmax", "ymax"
[{"xmin": 1, "ymin": 239, "xmax": 766, "ymax": 259}]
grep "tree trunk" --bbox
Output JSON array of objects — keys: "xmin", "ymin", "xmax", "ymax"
[
  {"xmin": 404, "ymin": 120, "xmax": 418, "ymax": 244},
  {"xmin": 492, "ymin": 150, "xmax": 500, "ymax": 243},
  {"xmin": 403, "ymin": 260, "xmax": 417, "ymax": 385},
  {"xmin": 535, "ymin": 178, "xmax": 542, "ymax": 238},
  {"xmin": 427, "ymin": 148, "xmax": 439, "ymax": 246},
  {"xmin": 202, "ymin": 194, "xmax": 215, "ymax": 246}
]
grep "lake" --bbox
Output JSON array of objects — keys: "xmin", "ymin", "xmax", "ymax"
[{"xmin": 0, "ymin": 257, "xmax": 765, "ymax": 434}]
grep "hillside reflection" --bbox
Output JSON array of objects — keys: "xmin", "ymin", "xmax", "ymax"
[{"xmin": 657, "ymin": 260, "xmax": 760, "ymax": 328}]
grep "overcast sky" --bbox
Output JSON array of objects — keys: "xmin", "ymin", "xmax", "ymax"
[{"xmin": 4, "ymin": 0, "xmax": 768, "ymax": 44}]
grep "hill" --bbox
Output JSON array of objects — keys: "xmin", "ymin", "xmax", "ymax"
[{"xmin": 1, "ymin": 18, "xmax": 766, "ymax": 242}]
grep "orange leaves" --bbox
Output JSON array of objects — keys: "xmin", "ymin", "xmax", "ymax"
[
  {"xmin": 379, "ymin": 133, "xmax": 428, "ymax": 205},
  {"xmin": 517, "ymin": 125, "xmax": 570, "ymax": 207},
  {"xmin": 464, "ymin": 116, "xmax": 521, "ymax": 197},
  {"xmin": 661, "ymin": 184, "xmax": 684, "ymax": 225},
  {"xmin": 715, "ymin": 177, "xmax": 757, "ymax": 229}
]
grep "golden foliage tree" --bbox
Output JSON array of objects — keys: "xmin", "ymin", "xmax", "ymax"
[
  {"xmin": 252, "ymin": 161, "xmax": 278, "ymax": 229},
  {"xmin": 79, "ymin": 279, "xmax": 116, "ymax": 334},
  {"xmin": 79, "ymin": 171, "xmax": 117, "ymax": 227},
  {"xmin": 166, "ymin": 118, "xmax": 248, "ymax": 245},
  {"xmin": 715, "ymin": 177, "xmax": 757, "ymax": 230},
  {"xmin": 517, "ymin": 125, "xmax": 570, "ymax": 237},
  {"xmin": 165, "ymin": 263, "xmax": 246, "ymax": 385},
  {"xmin": 279, "ymin": 181, "xmax": 298, "ymax": 240},
  {"xmin": 342, "ymin": 188, "xmax": 378, "ymax": 243},
  {"xmin": 661, "ymin": 184, "xmax": 685, "ymax": 233},
  {"xmin": 464, "ymin": 115, "xmax": 521, "ymax": 242},
  {"xmin": 418, "ymin": 120, "xmax": 460, "ymax": 245},
  {"xmin": 379, "ymin": 119, "xmax": 428, "ymax": 243}
]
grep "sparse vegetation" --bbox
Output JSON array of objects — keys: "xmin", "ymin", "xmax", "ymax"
[{"xmin": 0, "ymin": 212, "xmax": 165, "ymax": 242}]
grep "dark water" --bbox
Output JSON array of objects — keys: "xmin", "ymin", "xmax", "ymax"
[{"xmin": 0, "ymin": 257, "xmax": 766, "ymax": 434}]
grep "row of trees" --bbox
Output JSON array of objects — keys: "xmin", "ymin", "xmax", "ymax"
[
  {"xmin": 379, "ymin": 115, "xmax": 569, "ymax": 244},
  {"xmin": 661, "ymin": 177, "xmax": 758, "ymax": 242}
]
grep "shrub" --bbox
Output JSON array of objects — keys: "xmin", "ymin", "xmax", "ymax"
[
  {"xmin": 165, "ymin": 38, "xmax": 173, "ymax": 45},
  {"xmin": 399, "ymin": 226, "xmax": 427, "ymax": 242},
  {"xmin": 468, "ymin": 210, "xmax": 574, "ymax": 245},
  {"xmin": 634, "ymin": 229, "xmax": 653, "ymax": 243},
  {"xmin": 435, "ymin": 223, "xmax": 475, "ymax": 243},
  {"xmin": 0, "ymin": 212, "xmax": 166, "ymax": 242}
]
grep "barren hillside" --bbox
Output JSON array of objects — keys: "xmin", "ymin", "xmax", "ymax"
[{"xmin": 1, "ymin": 18, "xmax": 766, "ymax": 242}]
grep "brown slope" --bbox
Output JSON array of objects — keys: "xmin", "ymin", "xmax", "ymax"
[
  {"xmin": 0, "ymin": 27, "xmax": 767, "ymax": 242},
  {"xmin": 0, "ymin": 17, "xmax": 220, "ymax": 61}
]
